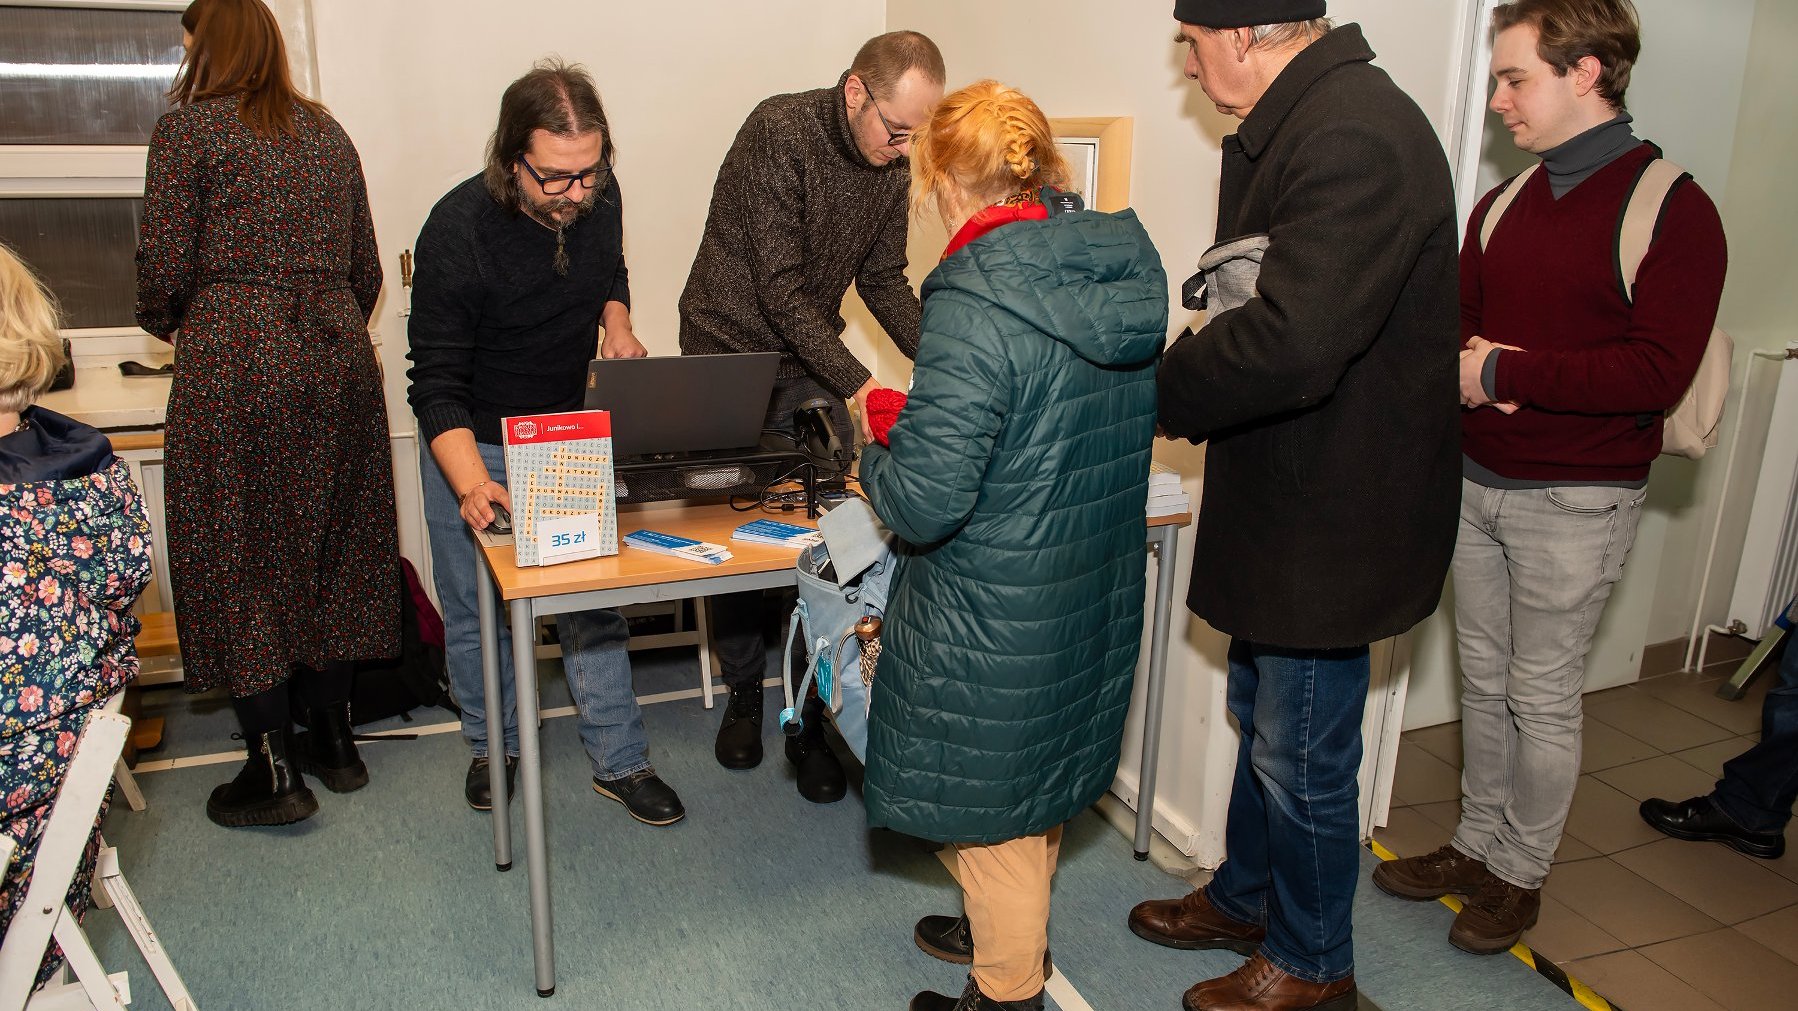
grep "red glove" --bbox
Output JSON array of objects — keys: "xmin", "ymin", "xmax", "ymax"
[{"xmin": 866, "ymin": 388, "xmax": 908, "ymax": 447}]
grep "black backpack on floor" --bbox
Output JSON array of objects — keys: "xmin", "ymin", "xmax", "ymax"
[{"xmin": 295, "ymin": 558, "xmax": 457, "ymax": 728}]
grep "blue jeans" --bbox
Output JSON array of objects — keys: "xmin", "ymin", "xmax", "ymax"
[
  {"xmin": 1206, "ymin": 639, "xmax": 1371, "ymax": 984},
  {"xmin": 419, "ymin": 440, "xmax": 650, "ymax": 779},
  {"xmin": 1714, "ymin": 620, "xmax": 1798, "ymax": 834}
]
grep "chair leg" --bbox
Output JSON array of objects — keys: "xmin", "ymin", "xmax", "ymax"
[
  {"xmin": 93, "ymin": 844, "xmax": 198, "ymax": 1010},
  {"xmin": 111, "ymin": 761, "xmax": 145, "ymax": 814},
  {"xmin": 0, "ymin": 715, "xmax": 129, "ymax": 1011},
  {"xmin": 46, "ymin": 908, "xmax": 128, "ymax": 1009}
]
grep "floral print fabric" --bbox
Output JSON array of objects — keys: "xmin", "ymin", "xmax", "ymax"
[
  {"xmin": 2, "ymin": 457, "xmax": 152, "ymax": 984},
  {"xmin": 135, "ymin": 96, "xmax": 399, "ymax": 696}
]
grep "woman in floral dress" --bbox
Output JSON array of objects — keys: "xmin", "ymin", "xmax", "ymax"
[
  {"xmin": 135, "ymin": 0, "xmax": 397, "ymax": 828},
  {"xmin": 1, "ymin": 244, "xmax": 154, "ymax": 986}
]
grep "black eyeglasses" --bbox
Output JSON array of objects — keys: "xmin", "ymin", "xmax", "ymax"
[
  {"xmin": 863, "ymin": 85, "xmax": 912, "ymax": 148},
  {"xmin": 517, "ymin": 155, "xmax": 612, "ymax": 196}
]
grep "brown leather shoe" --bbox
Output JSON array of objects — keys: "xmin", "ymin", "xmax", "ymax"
[
  {"xmin": 1448, "ymin": 876, "xmax": 1541, "ymax": 955},
  {"xmin": 1183, "ymin": 954, "xmax": 1357, "ymax": 1011},
  {"xmin": 1371, "ymin": 843, "xmax": 1495, "ymax": 900},
  {"xmin": 1128, "ymin": 889, "xmax": 1266, "ymax": 954}
]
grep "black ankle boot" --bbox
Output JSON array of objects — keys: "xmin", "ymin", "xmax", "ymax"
[
  {"xmin": 297, "ymin": 701, "xmax": 369, "ymax": 793},
  {"xmin": 911, "ymin": 975, "xmax": 1043, "ymax": 1011},
  {"xmin": 207, "ymin": 730, "xmax": 319, "ymax": 828},
  {"xmin": 785, "ymin": 730, "xmax": 846, "ymax": 804},
  {"xmin": 715, "ymin": 683, "xmax": 764, "ymax": 770}
]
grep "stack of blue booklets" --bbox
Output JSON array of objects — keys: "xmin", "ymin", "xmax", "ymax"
[
  {"xmin": 622, "ymin": 529, "xmax": 733, "ymax": 565},
  {"xmin": 731, "ymin": 518, "xmax": 824, "ymax": 548}
]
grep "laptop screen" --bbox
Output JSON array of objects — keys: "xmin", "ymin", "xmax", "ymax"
[{"xmin": 583, "ymin": 353, "xmax": 781, "ymax": 457}]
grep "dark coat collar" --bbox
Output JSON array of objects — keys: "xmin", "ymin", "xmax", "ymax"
[
  {"xmin": 0, "ymin": 406, "xmax": 115, "ymax": 484},
  {"xmin": 1235, "ymin": 23, "xmax": 1376, "ymax": 159}
]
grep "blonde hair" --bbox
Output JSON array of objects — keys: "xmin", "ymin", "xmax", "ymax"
[
  {"xmin": 0, "ymin": 244, "xmax": 66, "ymax": 414},
  {"xmin": 910, "ymin": 80, "xmax": 1070, "ymax": 217}
]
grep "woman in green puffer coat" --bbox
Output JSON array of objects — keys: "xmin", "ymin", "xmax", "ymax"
[{"xmin": 857, "ymin": 80, "xmax": 1166, "ymax": 1011}]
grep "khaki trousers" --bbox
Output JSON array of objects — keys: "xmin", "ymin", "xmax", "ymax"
[{"xmin": 954, "ymin": 825, "xmax": 1063, "ymax": 1001}]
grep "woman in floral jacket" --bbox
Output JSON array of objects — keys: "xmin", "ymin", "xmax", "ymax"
[{"xmin": 0, "ymin": 244, "xmax": 154, "ymax": 985}]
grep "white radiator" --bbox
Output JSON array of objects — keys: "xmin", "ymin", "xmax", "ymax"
[{"xmin": 1727, "ymin": 343, "xmax": 1798, "ymax": 639}]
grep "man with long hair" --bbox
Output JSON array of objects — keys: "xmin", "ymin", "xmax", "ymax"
[
  {"xmin": 679, "ymin": 31, "xmax": 945, "ymax": 804},
  {"xmin": 406, "ymin": 60, "xmax": 683, "ymax": 827}
]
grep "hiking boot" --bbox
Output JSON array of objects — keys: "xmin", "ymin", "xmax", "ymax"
[
  {"xmin": 1448, "ymin": 876, "xmax": 1541, "ymax": 955},
  {"xmin": 465, "ymin": 755, "xmax": 518, "ymax": 811},
  {"xmin": 207, "ymin": 730, "xmax": 318, "ymax": 828},
  {"xmin": 715, "ymin": 682, "xmax": 764, "ymax": 769},
  {"xmin": 1128, "ymin": 888, "xmax": 1266, "ymax": 954},
  {"xmin": 913, "ymin": 914, "xmax": 1053, "ymax": 978},
  {"xmin": 910, "ymin": 975, "xmax": 1043, "ymax": 1011},
  {"xmin": 592, "ymin": 768, "xmax": 686, "ymax": 826},
  {"xmin": 1184, "ymin": 953, "xmax": 1357, "ymax": 1011},
  {"xmin": 1371, "ymin": 843, "xmax": 1495, "ymax": 900}
]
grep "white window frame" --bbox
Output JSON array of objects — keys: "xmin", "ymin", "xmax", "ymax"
[{"xmin": 0, "ymin": 0, "xmax": 314, "ymax": 351}]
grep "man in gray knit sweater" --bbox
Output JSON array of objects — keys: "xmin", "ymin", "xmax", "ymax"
[{"xmin": 679, "ymin": 31, "xmax": 943, "ymax": 799}]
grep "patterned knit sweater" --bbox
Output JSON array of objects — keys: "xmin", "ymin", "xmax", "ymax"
[{"xmin": 678, "ymin": 72, "xmax": 920, "ymax": 398}]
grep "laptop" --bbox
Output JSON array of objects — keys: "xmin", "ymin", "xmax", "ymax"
[{"xmin": 584, "ymin": 352, "xmax": 781, "ymax": 457}]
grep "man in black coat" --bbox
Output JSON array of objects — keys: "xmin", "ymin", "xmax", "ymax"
[{"xmin": 1128, "ymin": 3, "xmax": 1459, "ymax": 1010}]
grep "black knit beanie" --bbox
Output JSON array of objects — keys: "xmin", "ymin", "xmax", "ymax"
[{"xmin": 1173, "ymin": 1, "xmax": 1327, "ymax": 29}]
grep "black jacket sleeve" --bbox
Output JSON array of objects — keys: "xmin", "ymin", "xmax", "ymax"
[
  {"xmin": 1158, "ymin": 118, "xmax": 1438, "ymax": 441},
  {"xmin": 405, "ymin": 206, "xmax": 485, "ymax": 444}
]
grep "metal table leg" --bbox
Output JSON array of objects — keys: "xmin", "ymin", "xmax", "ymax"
[
  {"xmin": 511, "ymin": 598, "xmax": 557, "ymax": 997},
  {"xmin": 477, "ymin": 559, "xmax": 511, "ymax": 871},
  {"xmin": 1136, "ymin": 524, "xmax": 1180, "ymax": 860}
]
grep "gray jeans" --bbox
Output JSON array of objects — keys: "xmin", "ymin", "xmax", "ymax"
[{"xmin": 1450, "ymin": 478, "xmax": 1646, "ymax": 889}]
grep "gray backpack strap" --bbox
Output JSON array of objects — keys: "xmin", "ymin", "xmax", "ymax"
[
  {"xmin": 1479, "ymin": 163, "xmax": 1540, "ymax": 252},
  {"xmin": 779, "ymin": 602, "xmax": 808, "ymax": 733},
  {"xmin": 1617, "ymin": 158, "xmax": 1690, "ymax": 303}
]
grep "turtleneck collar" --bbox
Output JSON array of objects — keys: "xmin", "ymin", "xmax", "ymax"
[
  {"xmin": 1540, "ymin": 112, "xmax": 1639, "ymax": 198},
  {"xmin": 827, "ymin": 70, "xmax": 901, "ymax": 173}
]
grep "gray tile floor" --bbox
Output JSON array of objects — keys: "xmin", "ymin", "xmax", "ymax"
[{"xmin": 1377, "ymin": 646, "xmax": 1795, "ymax": 1011}]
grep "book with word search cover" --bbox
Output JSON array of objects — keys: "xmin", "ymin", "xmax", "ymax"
[{"xmin": 502, "ymin": 409, "xmax": 618, "ymax": 566}]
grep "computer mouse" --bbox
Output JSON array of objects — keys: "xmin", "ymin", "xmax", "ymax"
[{"xmin": 487, "ymin": 503, "xmax": 513, "ymax": 535}]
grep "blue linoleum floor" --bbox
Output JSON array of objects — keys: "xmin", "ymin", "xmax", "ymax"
[{"xmin": 84, "ymin": 645, "xmax": 1580, "ymax": 1011}]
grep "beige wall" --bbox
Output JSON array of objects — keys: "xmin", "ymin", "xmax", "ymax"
[
  {"xmin": 1651, "ymin": 0, "xmax": 1798, "ymax": 650},
  {"xmin": 312, "ymin": 0, "xmax": 889, "ymax": 394},
  {"xmin": 305, "ymin": 0, "xmax": 888, "ymax": 566}
]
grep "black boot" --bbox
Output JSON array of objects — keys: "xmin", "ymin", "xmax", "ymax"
[
  {"xmin": 911, "ymin": 975, "xmax": 1043, "ymax": 1011},
  {"xmin": 465, "ymin": 755, "xmax": 519, "ymax": 811},
  {"xmin": 915, "ymin": 915, "xmax": 1053, "ymax": 978},
  {"xmin": 785, "ymin": 726, "xmax": 846, "ymax": 804},
  {"xmin": 715, "ymin": 682, "xmax": 764, "ymax": 769},
  {"xmin": 207, "ymin": 729, "xmax": 319, "ymax": 828},
  {"xmin": 296, "ymin": 700, "xmax": 369, "ymax": 793}
]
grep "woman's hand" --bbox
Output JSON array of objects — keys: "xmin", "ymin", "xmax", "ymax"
[{"xmin": 853, "ymin": 377, "xmax": 882, "ymax": 445}]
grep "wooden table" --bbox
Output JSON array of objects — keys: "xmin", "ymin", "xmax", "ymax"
[{"xmin": 475, "ymin": 500, "xmax": 1190, "ymax": 996}]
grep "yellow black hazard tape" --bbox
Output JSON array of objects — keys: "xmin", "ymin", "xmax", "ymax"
[{"xmin": 1368, "ymin": 840, "xmax": 1620, "ymax": 1011}]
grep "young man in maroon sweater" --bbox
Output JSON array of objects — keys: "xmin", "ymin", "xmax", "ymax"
[{"xmin": 1372, "ymin": 0, "xmax": 1728, "ymax": 955}]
